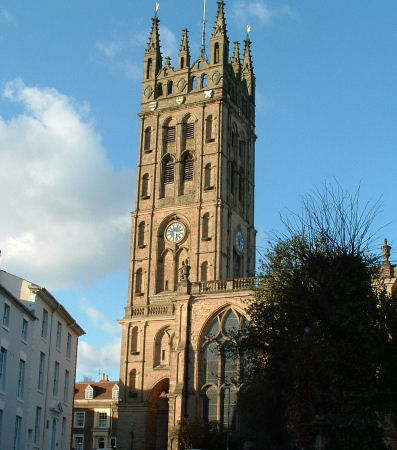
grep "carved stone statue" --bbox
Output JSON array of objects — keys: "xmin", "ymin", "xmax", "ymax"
[
  {"xmin": 179, "ymin": 259, "xmax": 191, "ymax": 281},
  {"xmin": 381, "ymin": 238, "xmax": 391, "ymax": 263}
]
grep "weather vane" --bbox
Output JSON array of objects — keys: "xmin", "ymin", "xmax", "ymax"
[{"xmin": 246, "ymin": 24, "xmax": 251, "ymax": 40}]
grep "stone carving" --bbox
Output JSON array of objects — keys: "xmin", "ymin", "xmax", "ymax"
[
  {"xmin": 382, "ymin": 238, "xmax": 391, "ymax": 263},
  {"xmin": 144, "ymin": 86, "xmax": 153, "ymax": 99},
  {"xmin": 149, "ymin": 101, "xmax": 158, "ymax": 111},
  {"xmin": 179, "ymin": 259, "xmax": 191, "ymax": 281},
  {"xmin": 177, "ymin": 78, "xmax": 187, "ymax": 92},
  {"xmin": 212, "ymin": 71, "xmax": 222, "ymax": 85}
]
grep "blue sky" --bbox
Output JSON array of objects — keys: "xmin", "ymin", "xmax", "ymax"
[{"xmin": 1, "ymin": 1, "xmax": 396, "ymax": 381}]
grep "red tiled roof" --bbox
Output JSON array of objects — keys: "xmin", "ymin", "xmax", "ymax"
[{"xmin": 74, "ymin": 381, "xmax": 118, "ymax": 401}]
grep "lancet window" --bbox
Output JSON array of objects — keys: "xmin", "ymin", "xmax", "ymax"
[{"xmin": 201, "ymin": 308, "xmax": 248, "ymax": 430}]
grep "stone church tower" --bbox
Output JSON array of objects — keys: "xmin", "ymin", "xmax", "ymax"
[{"xmin": 118, "ymin": 2, "xmax": 258, "ymax": 448}]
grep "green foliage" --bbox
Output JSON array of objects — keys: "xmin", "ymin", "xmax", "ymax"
[
  {"xmin": 171, "ymin": 418, "xmax": 225, "ymax": 450},
  {"xmin": 241, "ymin": 185, "xmax": 397, "ymax": 449}
]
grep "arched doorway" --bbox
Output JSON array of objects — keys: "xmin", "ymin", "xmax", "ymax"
[{"xmin": 146, "ymin": 378, "xmax": 170, "ymax": 450}]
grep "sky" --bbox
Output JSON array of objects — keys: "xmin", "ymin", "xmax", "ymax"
[{"xmin": 0, "ymin": 0, "xmax": 396, "ymax": 381}]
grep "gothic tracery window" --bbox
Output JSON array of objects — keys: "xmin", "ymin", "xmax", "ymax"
[{"xmin": 201, "ymin": 309, "xmax": 247, "ymax": 429}]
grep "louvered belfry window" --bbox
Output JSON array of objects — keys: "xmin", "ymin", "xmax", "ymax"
[
  {"xmin": 166, "ymin": 126, "xmax": 176, "ymax": 143},
  {"xmin": 185, "ymin": 123, "xmax": 194, "ymax": 140},
  {"xmin": 164, "ymin": 157, "xmax": 174, "ymax": 183},
  {"xmin": 183, "ymin": 154, "xmax": 193, "ymax": 181}
]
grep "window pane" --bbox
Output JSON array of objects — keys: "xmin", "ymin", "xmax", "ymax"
[
  {"xmin": 222, "ymin": 347, "xmax": 237, "ymax": 383},
  {"xmin": 3, "ymin": 304, "xmax": 10, "ymax": 327},
  {"xmin": 21, "ymin": 319, "xmax": 28, "ymax": 340},
  {"xmin": 204, "ymin": 386, "xmax": 218, "ymax": 422},
  {"xmin": 0, "ymin": 347, "xmax": 7, "ymax": 391},
  {"xmin": 207, "ymin": 318, "xmax": 219, "ymax": 339},
  {"xmin": 222, "ymin": 387, "xmax": 237, "ymax": 430},
  {"xmin": 223, "ymin": 310, "xmax": 239, "ymax": 334},
  {"xmin": 203, "ymin": 342, "xmax": 218, "ymax": 384}
]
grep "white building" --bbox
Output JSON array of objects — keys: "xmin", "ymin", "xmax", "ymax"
[{"xmin": 0, "ymin": 270, "xmax": 84, "ymax": 450}]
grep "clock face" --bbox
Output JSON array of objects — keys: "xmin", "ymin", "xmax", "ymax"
[
  {"xmin": 165, "ymin": 222, "xmax": 186, "ymax": 244},
  {"xmin": 235, "ymin": 231, "xmax": 244, "ymax": 253}
]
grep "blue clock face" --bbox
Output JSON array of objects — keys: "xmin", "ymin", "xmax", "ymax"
[
  {"xmin": 165, "ymin": 222, "xmax": 186, "ymax": 243},
  {"xmin": 235, "ymin": 231, "xmax": 244, "ymax": 253}
]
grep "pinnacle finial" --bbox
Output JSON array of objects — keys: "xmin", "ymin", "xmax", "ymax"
[
  {"xmin": 146, "ymin": 16, "xmax": 161, "ymax": 54},
  {"xmin": 211, "ymin": 0, "xmax": 228, "ymax": 38},
  {"xmin": 232, "ymin": 41, "xmax": 240, "ymax": 64},
  {"xmin": 232, "ymin": 41, "xmax": 241, "ymax": 76},
  {"xmin": 242, "ymin": 37, "xmax": 253, "ymax": 72},
  {"xmin": 180, "ymin": 29, "xmax": 189, "ymax": 52}
]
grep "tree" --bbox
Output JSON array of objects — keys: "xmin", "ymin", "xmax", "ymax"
[{"xmin": 241, "ymin": 184, "xmax": 397, "ymax": 449}]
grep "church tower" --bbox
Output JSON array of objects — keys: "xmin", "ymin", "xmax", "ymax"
[{"xmin": 118, "ymin": 2, "xmax": 257, "ymax": 448}]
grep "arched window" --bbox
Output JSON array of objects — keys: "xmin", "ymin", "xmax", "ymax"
[
  {"xmin": 231, "ymin": 123, "xmax": 238, "ymax": 155},
  {"xmin": 154, "ymin": 328, "xmax": 172, "ymax": 367},
  {"xmin": 201, "ymin": 308, "xmax": 246, "ymax": 429},
  {"xmin": 201, "ymin": 74, "xmax": 208, "ymax": 88},
  {"xmin": 231, "ymin": 162, "xmax": 237, "ymax": 196},
  {"xmin": 204, "ymin": 163, "xmax": 212, "ymax": 189},
  {"xmin": 163, "ymin": 156, "xmax": 174, "ymax": 183},
  {"xmin": 191, "ymin": 76, "xmax": 197, "ymax": 90},
  {"xmin": 130, "ymin": 327, "xmax": 139, "ymax": 353},
  {"xmin": 197, "ymin": 61, "xmax": 202, "ymax": 69},
  {"xmin": 85, "ymin": 385, "xmax": 94, "ymax": 400},
  {"xmin": 185, "ymin": 122, "xmax": 195, "ymax": 140},
  {"xmin": 157, "ymin": 82, "xmax": 163, "ymax": 97},
  {"xmin": 214, "ymin": 43, "xmax": 220, "ymax": 64},
  {"xmin": 167, "ymin": 81, "xmax": 173, "ymax": 95},
  {"xmin": 146, "ymin": 58, "xmax": 152, "ymax": 79},
  {"xmin": 202, "ymin": 213, "xmax": 210, "ymax": 240},
  {"xmin": 144, "ymin": 127, "xmax": 151, "ymax": 152},
  {"xmin": 141, "ymin": 173, "xmax": 150, "ymax": 198},
  {"xmin": 135, "ymin": 269, "xmax": 143, "ymax": 294},
  {"xmin": 129, "ymin": 369, "xmax": 137, "ymax": 394},
  {"xmin": 239, "ymin": 171, "xmax": 244, "ymax": 203},
  {"xmin": 138, "ymin": 221, "xmax": 145, "ymax": 247},
  {"xmin": 205, "ymin": 115, "xmax": 213, "ymax": 142},
  {"xmin": 239, "ymin": 132, "xmax": 246, "ymax": 161},
  {"xmin": 201, "ymin": 261, "xmax": 208, "ymax": 281},
  {"xmin": 180, "ymin": 56, "xmax": 184, "ymax": 69},
  {"xmin": 182, "ymin": 153, "xmax": 193, "ymax": 181}
]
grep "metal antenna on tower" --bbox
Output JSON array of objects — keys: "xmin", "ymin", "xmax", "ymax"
[{"xmin": 200, "ymin": 0, "xmax": 207, "ymax": 58}]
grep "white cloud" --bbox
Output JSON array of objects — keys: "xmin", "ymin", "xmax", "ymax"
[
  {"xmin": 256, "ymin": 90, "xmax": 273, "ymax": 110},
  {"xmin": 95, "ymin": 41, "xmax": 121, "ymax": 58},
  {"xmin": 231, "ymin": 1, "xmax": 294, "ymax": 27},
  {"xmin": 94, "ymin": 33, "xmax": 144, "ymax": 80},
  {"xmin": 94, "ymin": 26, "xmax": 178, "ymax": 80},
  {"xmin": 0, "ymin": 79, "xmax": 134, "ymax": 289},
  {"xmin": 77, "ymin": 338, "xmax": 121, "ymax": 381},
  {"xmin": 159, "ymin": 26, "xmax": 178, "ymax": 61},
  {"xmin": 1, "ymin": 9, "xmax": 16, "ymax": 26},
  {"xmin": 81, "ymin": 298, "xmax": 120, "ymax": 334}
]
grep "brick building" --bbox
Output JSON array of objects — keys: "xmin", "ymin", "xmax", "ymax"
[{"xmin": 72, "ymin": 374, "xmax": 119, "ymax": 449}]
